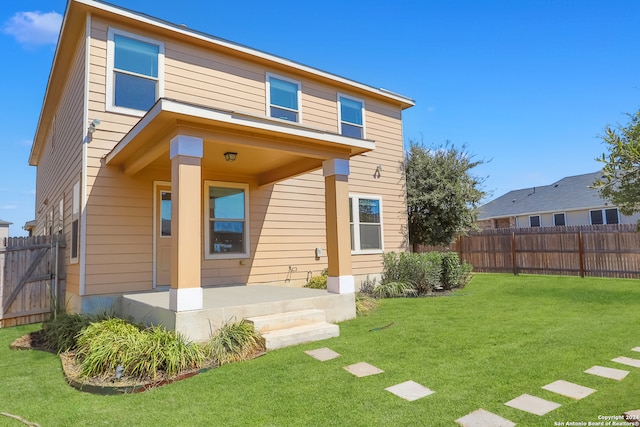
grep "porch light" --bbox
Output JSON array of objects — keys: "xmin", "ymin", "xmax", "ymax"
[{"xmin": 224, "ymin": 152, "xmax": 237, "ymax": 162}]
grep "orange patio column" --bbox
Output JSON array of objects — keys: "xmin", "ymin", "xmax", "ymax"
[
  {"xmin": 323, "ymin": 158, "xmax": 354, "ymax": 294},
  {"xmin": 169, "ymin": 135, "xmax": 203, "ymax": 312}
]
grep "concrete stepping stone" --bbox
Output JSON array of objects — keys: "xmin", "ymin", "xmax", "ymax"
[
  {"xmin": 343, "ymin": 362, "xmax": 384, "ymax": 377},
  {"xmin": 632, "ymin": 347, "xmax": 640, "ymax": 353},
  {"xmin": 585, "ymin": 365, "xmax": 629, "ymax": 381},
  {"xmin": 623, "ymin": 409, "xmax": 640, "ymax": 426},
  {"xmin": 455, "ymin": 408, "xmax": 516, "ymax": 427},
  {"xmin": 504, "ymin": 394, "xmax": 561, "ymax": 416},
  {"xmin": 304, "ymin": 347, "xmax": 340, "ymax": 361},
  {"xmin": 613, "ymin": 356, "xmax": 640, "ymax": 368},
  {"xmin": 385, "ymin": 380, "xmax": 434, "ymax": 401},
  {"xmin": 542, "ymin": 380, "xmax": 596, "ymax": 400}
]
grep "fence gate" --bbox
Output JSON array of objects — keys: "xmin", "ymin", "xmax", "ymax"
[{"xmin": 0, "ymin": 235, "xmax": 66, "ymax": 328}]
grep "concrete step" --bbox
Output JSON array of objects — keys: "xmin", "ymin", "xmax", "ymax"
[
  {"xmin": 247, "ymin": 309, "xmax": 326, "ymax": 333},
  {"xmin": 260, "ymin": 322, "xmax": 340, "ymax": 350}
]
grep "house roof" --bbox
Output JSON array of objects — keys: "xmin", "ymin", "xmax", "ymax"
[
  {"xmin": 478, "ymin": 171, "xmax": 610, "ymax": 220},
  {"xmin": 0, "ymin": 219, "xmax": 12, "ymax": 226},
  {"xmin": 29, "ymin": 0, "xmax": 415, "ymax": 166}
]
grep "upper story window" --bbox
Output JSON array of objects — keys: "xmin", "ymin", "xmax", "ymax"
[
  {"xmin": 338, "ymin": 94, "xmax": 364, "ymax": 138},
  {"xmin": 107, "ymin": 28, "xmax": 164, "ymax": 115},
  {"xmin": 590, "ymin": 208, "xmax": 619, "ymax": 225},
  {"xmin": 266, "ymin": 73, "xmax": 301, "ymax": 122}
]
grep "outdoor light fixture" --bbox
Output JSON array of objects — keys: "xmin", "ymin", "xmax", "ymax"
[
  {"xmin": 224, "ymin": 152, "xmax": 237, "ymax": 162},
  {"xmin": 88, "ymin": 118, "xmax": 101, "ymax": 134}
]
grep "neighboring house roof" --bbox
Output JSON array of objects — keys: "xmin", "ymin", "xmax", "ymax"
[
  {"xmin": 478, "ymin": 171, "xmax": 610, "ymax": 220},
  {"xmin": 0, "ymin": 219, "xmax": 12, "ymax": 226},
  {"xmin": 29, "ymin": 0, "xmax": 415, "ymax": 166}
]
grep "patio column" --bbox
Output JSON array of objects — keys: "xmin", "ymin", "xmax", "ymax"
[
  {"xmin": 169, "ymin": 135, "xmax": 203, "ymax": 311},
  {"xmin": 323, "ymin": 158, "xmax": 354, "ymax": 294}
]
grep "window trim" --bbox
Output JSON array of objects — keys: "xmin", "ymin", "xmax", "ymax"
[
  {"xmin": 529, "ymin": 215, "xmax": 541, "ymax": 227},
  {"xmin": 106, "ymin": 27, "xmax": 165, "ymax": 117},
  {"xmin": 553, "ymin": 212, "xmax": 566, "ymax": 227},
  {"xmin": 337, "ymin": 93, "xmax": 365, "ymax": 139},
  {"xmin": 204, "ymin": 181, "xmax": 250, "ymax": 260},
  {"xmin": 349, "ymin": 194, "xmax": 384, "ymax": 255},
  {"xmin": 590, "ymin": 208, "xmax": 619, "ymax": 225},
  {"xmin": 71, "ymin": 181, "xmax": 80, "ymax": 263},
  {"xmin": 265, "ymin": 72, "xmax": 302, "ymax": 123}
]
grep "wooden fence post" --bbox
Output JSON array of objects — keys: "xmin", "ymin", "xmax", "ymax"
[
  {"xmin": 511, "ymin": 232, "xmax": 517, "ymax": 276},
  {"xmin": 578, "ymin": 230, "xmax": 585, "ymax": 278}
]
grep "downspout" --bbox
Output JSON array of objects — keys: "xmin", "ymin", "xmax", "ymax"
[{"xmin": 79, "ymin": 12, "xmax": 91, "ymax": 297}]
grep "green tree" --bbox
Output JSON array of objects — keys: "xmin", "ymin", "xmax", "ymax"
[
  {"xmin": 405, "ymin": 140, "xmax": 487, "ymax": 250},
  {"xmin": 593, "ymin": 110, "xmax": 640, "ymax": 219}
]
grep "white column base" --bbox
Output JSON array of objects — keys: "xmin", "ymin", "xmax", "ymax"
[
  {"xmin": 327, "ymin": 275, "xmax": 355, "ymax": 294},
  {"xmin": 169, "ymin": 287, "xmax": 203, "ymax": 312}
]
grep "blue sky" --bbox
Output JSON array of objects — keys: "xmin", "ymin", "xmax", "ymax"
[{"xmin": 1, "ymin": 0, "xmax": 639, "ymax": 236}]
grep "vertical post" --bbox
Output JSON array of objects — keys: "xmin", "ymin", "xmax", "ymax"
[
  {"xmin": 577, "ymin": 230, "xmax": 585, "ymax": 278},
  {"xmin": 323, "ymin": 158, "xmax": 353, "ymax": 294},
  {"xmin": 169, "ymin": 135, "xmax": 204, "ymax": 311},
  {"xmin": 511, "ymin": 231, "xmax": 517, "ymax": 276}
]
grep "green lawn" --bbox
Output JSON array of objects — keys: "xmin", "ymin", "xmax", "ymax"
[{"xmin": 2, "ymin": 273, "xmax": 640, "ymax": 426}]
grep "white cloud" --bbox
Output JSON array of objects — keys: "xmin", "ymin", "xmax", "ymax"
[
  {"xmin": 3, "ymin": 11, "xmax": 62, "ymax": 47},
  {"xmin": 0, "ymin": 205, "xmax": 17, "ymax": 210}
]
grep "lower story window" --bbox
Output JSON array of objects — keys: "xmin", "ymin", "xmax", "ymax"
[
  {"xmin": 553, "ymin": 213, "xmax": 566, "ymax": 226},
  {"xmin": 590, "ymin": 208, "xmax": 619, "ymax": 225},
  {"xmin": 349, "ymin": 195, "xmax": 383, "ymax": 253},
  {"xmin": 205, "ymin": 182, "xmax": 249, "ymax": 259},
  {"xmin": 529, "ymin": 215, "xmax": 541, "ymax": 227}
]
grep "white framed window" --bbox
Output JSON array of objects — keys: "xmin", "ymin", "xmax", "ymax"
[
  {"xmin": 338, "ymin": 94, "xmax": 365, "ymax": 138},
  {"xmin": 58, "ymin": 199, "xmax": 64, "ymax": 234},
  {"xmin": 204, "ymin": 181, "xmax": 250, "ymax": 259},
  {"xmin": 529, "ymin": 215, "xmax": 541, "ymax": 227},
  {"xmin": 553, "ymin": 212, "xmax": 566, "ymax": 226},
  {"xmin": 590, "ymin": 208, "xmax": 619, "ymax": 225},
  {"xmin": 266, "ymin": 73, "xmax": 301, "ymax": 122},
  {"xmin": 349, "ymin": 195, "xmax": 383, "ymax": 254},
  {"xmin": 71, "ymin": 182, "xmax": 80, "ymax": 262},
  {"xmin": 106, "ymin": 28, "xmax": 164, "ymax": 116}
]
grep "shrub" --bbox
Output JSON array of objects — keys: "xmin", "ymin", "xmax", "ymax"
[
  {"xmin": 381, "ymin": 252, "xmax": 441, "ymax": 294},
  {"xmin": 206, "ymin": 320, "xmax": 265, "ymax": 366},
  {"xmin": 42, "ymin": 311, "xmax": 112, "ymax": 353},
  {"xmin": 355, "ymin": 292, "xmax": 379, "ymax": 315},
  {"xmin": 372, "ymin": 281, "xmax": 417, "ymax": 298},
  {"xmin": 441, "ymin": 252, "xmax": 473, "ymax": 290},
  {"xmin": 359, "ymin": 275, "xmax": 377, "ymax": 295},
  {"xmin": 304, "ymin": 269, "xmax": 328, "ymax": 289},
  {"xmin": 76, "ymin": 318, "xmax": 206, "ymax": 380}
]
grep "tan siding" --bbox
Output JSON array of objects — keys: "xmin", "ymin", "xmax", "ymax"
[{"xmin": 34, "ymin": 34, "xmax": 86, "ymax": 295}]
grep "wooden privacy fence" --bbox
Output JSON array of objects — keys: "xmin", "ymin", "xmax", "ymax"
[
  {"xmin": 421, "ymin": 224, "xmax": 640, "ymax": 278},
  {"xmin": 0, "ymin": 235, "xmax": 66, "ymax": 328}
]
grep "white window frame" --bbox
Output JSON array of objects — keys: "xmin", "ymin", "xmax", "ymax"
[
  {"xmin": 106, "ymin": 27, "xmax": 165, "ymax": 117},
  {"xmin": 204, "ymin": 181, "xmax": 250, "ymax": 260},
  {"xmin": 553, "ymin": 212, "xmax": 566, "ymax": 227},
  {"xmin": 349, "ymin": 194, "xmax": 384, "ymax": 254},
  {"xmin": 337, "ymin": 93, "xmax": 366, "ymax": 139},
  {"xmin": 590, "ymin": 208, "xmax": 619, "ymax": 225},
  {"xmin": 265, "ymin": 72, "xmax": 302, "ymax": 123},
  {"xmin": 71, "ymin": 181, "xmax": 80, "ymax": 263},
  {"xmin": 529, "ymin": 215, "xmax": 541, "ymax": 227},
  {"xmin": 58, "ymin": 199, "xmax": 64, "ymax": 234}
]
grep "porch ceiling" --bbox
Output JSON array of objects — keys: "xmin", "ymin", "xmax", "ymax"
[{"xmin": 105, "ymin": 99, "xmax": 375, "ymax": 186}]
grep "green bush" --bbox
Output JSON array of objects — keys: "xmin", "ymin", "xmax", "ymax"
[
  {"xmin": 75, "ymin": 318, "xmax": 206, "ymax": 380},
  {"xmin": 359, "ymin": 275, "xmax": 377, "ymax": 295},
  {"xmin": 304, "ymin": 275, "xmax": 327, "ymax": 289},
  {"xmin": 206, "ymin": 320, "xmax": 265, "ymax": 366},
  {"xmin": 42, "ymin": 311, "xmax": 112, "ymax": 353},
  {"xmin": 441, "ymin": 252, "xmax": 473, "ymax": 290}
]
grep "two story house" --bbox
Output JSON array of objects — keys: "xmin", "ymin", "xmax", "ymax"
[{"xmin": 29, "ymin": 0, "xmax": 414, "ymax": 339}]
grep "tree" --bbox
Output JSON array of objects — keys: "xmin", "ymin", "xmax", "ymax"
[
  {"xmin": 593, "ymin": 110, "xmax": 640, "ymax": 219},
  {"xmin": 405, "ymin": 140, "xmax": 487, "ymax": 251}
]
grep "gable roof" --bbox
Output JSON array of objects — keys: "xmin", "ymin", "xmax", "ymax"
[
  {"xmin": 0, "ymin": 219, "xmax": 12, "ymax": 226},
  {"xmin": 478, "ymin": 171, "xmax": 610, "ymax": 220},
  {"xmin": 29, "ymin": 0, "xmax": 415, "ymax": 166}
]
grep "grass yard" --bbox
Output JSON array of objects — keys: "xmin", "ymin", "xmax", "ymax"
[{"xmin": 1, "ymin": 273, "xmax": 640, "ymax": 426}]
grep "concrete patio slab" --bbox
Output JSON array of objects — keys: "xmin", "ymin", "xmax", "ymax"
[
  {"xmin": 504, "ymin": 394, "xmax": 561, "ymax": 416},
  {"xmin": 542, "ymin": 380, "xmax": 596, "ymax": 400},
  {"xmin": 304, "ymin": 347, "xmax": 341, "ymax": 361},
  {"xmin": 623, "ymin": 409, "xmax": 640, "ymax": 427},
  {"xmin": 455, "ymin": 409, "xmax": 516, "ymax": 427},
  {"xmin": 613, "ymin": 356, "xmax": 640, "ymax": 368},
  {"xmin": 343, "ymin": 362, "xmax": 384, "ymax": 377},
  {"xmin": 585, "ymin": 365, "xmax": 629, "ymax": 381},
  {"xmin": 385, "ymin": 381, "xmax": 435, "ymax": 401}
]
